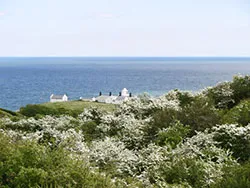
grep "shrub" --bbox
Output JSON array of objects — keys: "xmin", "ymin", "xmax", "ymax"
[
  {"xmin": 212, "ymin": 161, "xmax": 250, "ymax": 188},
  {"xmin": 147, "ymin": 108, "xmax": 179, "ymax": 140},
  {"xmin": 0, "ymin": 108, "xmax": 20, "ymax": 117},
  {"xmin": 212, "ymin": 124, "xmax": 250, "ymax": 162},
  {"xmin": 0, "ymin": 133, "xmax": 115, "ymax": 188},
  {"xmin": 143, "ymin": 131, "xmax": 236, "ymax": 187},
  {"xmin": 117, "ymin": 93, "xmax": 180, "ymax": 119},
  {"xmin": 205, "ymin": 82, "xmax": 235, "ymax": 109},
  {"xmin": 89, "ymin": 137, "xmax": 139, "ymax": 177},
  {"xmin": 175, "ymin": 90, "xmax": 195, "ymax": 108},
  {"xmin": 155, "ymin": 121, "xmax": 190, "ymax": 148},
  {"xmin": 179, "ymin": 95, "xmax": 220, "ymax": 134},
  {"xmin": 231, "ymin": 75, "xmax": 250, "ymax": 104},
  {"xmin": 75, "ymin": 121, "xmax": 100, "ymax": 142},
  {"xmin": 19, "ymin": 104, "xmax": 55, "ymax": 117},
  {"xmin": 222, "ymin": 100, "xmax": 250, "ymax": 126},
  {"xmin": 19, "ymin": 104, "xmax": 79, "ymax": 118}
]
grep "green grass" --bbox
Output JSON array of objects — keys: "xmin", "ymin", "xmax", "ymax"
[
  {"xmin": 0, "ymin": 108, "xmax": 21, "ymax": 118},
  {"xmin": 41, "ymin": 100, "xmax": 117, "ymax": 112},
  {"xmin": 18, "ymin": 100, "xmax": 117, "ymax": 118}
]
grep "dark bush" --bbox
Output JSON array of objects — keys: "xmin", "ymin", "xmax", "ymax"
[
  {"xmin": 19, "ymin": 104, "xmax": 80, "ymax": 118},
  {"xmin": 212, "ymin": 161, "xmax": 250, "ymax": 188},
  {"xmin": 19, "ymin": 104, "xmax": 56, "ymax": 117},
  {"xmin": 213, "ymin": 124, "xmax": 250, "ymax": 162},
  {"xmin": 149, "ymin": 95, "xmax": 220, "ymax": 138},
  {"xmin": 75, "ymin": 121, "xmax": 101, "ymax": 142},
  {"xmin": 179, "ymin": 96, "xmax": 220, "ymax": 134},
  {"xmin": 222, "ymin": 100, "xmax": 250, "ymax": 126},
  {"xmin": 206, "ymin": 82, "xmax": 235, "ymax": 109},
  {"xmin": 0, "ymin": 133, "xmax": 115, "ymax": 188},
  {"xmin": 176, "ymin": 90, "xmax": 195, "ymax": 108},
  {"xmin": 159, "ymin": 157, "xmax": 211, "ymax": 188},
  {"xmin": 231, "ymin": 75, "xmax": 250, "ymax": 104},
  {"xmin": 155, "ymin": 121, "xmax": 190, "ymax": 148},
  {"xmin": 145, "ymin": 108, "xmax": 178, "ymax": 141}
]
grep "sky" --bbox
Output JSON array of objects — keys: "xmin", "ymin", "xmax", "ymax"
[{"xmin": 0, "ymin": 0, "xmax": 250, "ymax": 57}]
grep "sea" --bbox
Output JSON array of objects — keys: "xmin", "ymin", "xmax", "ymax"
[{"xmin": 1, "ymin": 57, "xmax": 250, "ymax": 111}]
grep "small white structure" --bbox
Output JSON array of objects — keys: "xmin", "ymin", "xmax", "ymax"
[
  {"xmin": 121, "ymin": 88, "xmax": 129, "ymax": 97},
  {"xmin": 50, "ymin": 94, "xmax": 68, "ymax": 103},
  {"xmin": 92, "ymin": 88, "xmax": 133, "ymax": 104}
]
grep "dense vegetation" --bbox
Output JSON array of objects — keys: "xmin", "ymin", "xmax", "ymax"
[{"xmin": 1, "ymin": 75, "xmax": 250, "ymax": 187}]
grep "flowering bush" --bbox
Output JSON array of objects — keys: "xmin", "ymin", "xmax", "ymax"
[
  {"xmin": 222, "ymin": 100, "xmax": 250, "ymax": 126},
  {"xmin": 153, "ymin": 131, "xmax": 236, "ymax": 188},
  {"xmin": 155, "ymin": 121, "xmax": 190, "ymax": 148},
  {"xmin": 0, "ymin": 133, "xmax": 115, "ymax": 188},
  {"xmin": 231, "ymin": 75, "xmax": 250, "ymax": 104},
  {"xmin": 117, "ymin": 94, "xmax": 180, "ymax": 119},
  {"xmin": 212, "ymin": 124, "xmax": 250, "ymax": 162},
  {"xmin": 0, "ymin": 116, "xmax": 89, "ymax": 157},
  {"xmin": 89, "ymin": 137, "xmax": 139, "ymax": 177},
  {"xmin": 212, "ymin": 161, "xmax": 250, "ymax": 188},
  {"xmin": 205, "ymin": 82, "xmax": 235, "ymax": 109}
]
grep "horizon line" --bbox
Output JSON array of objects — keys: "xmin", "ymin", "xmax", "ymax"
[{"xmin": 0, "ymin": 56, "xmax": 250, "ymax": 59}]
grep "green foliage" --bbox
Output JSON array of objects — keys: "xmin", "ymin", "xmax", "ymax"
[
  {"xmin": 19, "ymin": 100, "xmax": 116, "ymax": 118},
  {"xmin": 75, "ymin": 121, "xmax": 100, "ymax": 142},
  {"xmin": 159, "ymin": 157, "xmax": 209, "ymax": 188},
  {"xmin": 42, "ymin": 101, "xmax": 116, "ymax": 114},
  {"xmin": 145, "ymin": 108, "xmax": 178, "ymax": 143},
  {"xmin": 0, "ymin": 133, "xmax": 115, "ymax": 188},
  {"xmin": 0, "ymin": 108, "xmax": 20, "ymax": 117},
  {"xmin": 206, "ymin": 82, "xmax": 235, "ymax": 109},
  {"xmin": 212, "ymin": 162, "xmax": 250, "ymax": 188},
  {"xmin": 3, "ymin": 75, "xmax": 250, "ymax": 187},
  {"xmin": 175, "ymin": 90, "xmax": 195, "ymax": 108},
  {"xmin": 179, "ymin": 95, "xmax": 220, "ymax": 134},
  {"xmin": 19, "ymin": 104, "xmax": 79, "ymax": 118},
  {"xmin": 212, "ymin": 124, "xmax": 250, "ymax": 162},
  {"xmin": 205, "ymin": 75, "xmax": 250, "ymax": 109},
  {"xmin": 155, "ymin": 121, "xmax": 190, "ymax": 148},
  {"xmin": 151, "ymin": 95, "xmax": 220, "ymax": 137},
  {"xmin": 222, "ymin": 100, "xmax": 250, "ymax": 126},
  {"xmin": 231, "ymin": 75, "xmax": 250, "ymax": 104}
]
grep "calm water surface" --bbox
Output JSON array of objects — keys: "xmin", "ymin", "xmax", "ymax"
[{"xmin": 0, "ymin": 57, "xmax": 250, "ymax": 110}]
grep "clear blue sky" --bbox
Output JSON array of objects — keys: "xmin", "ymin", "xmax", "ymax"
[{"xmin": 0, "ymin": 0, "xmax": 249, "ymax": 57}]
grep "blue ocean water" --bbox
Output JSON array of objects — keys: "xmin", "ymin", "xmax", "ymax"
[{"xmin": 0, "ymin": 57, "xmax": 250, "ymax": 111}]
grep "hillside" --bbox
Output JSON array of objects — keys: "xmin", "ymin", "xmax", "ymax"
[
  {"xmin": 0, "ymin": 108, "xmax": 21, "ymax": 118},
  {"xmin": 41, "ymin": 100, "xmax": 116, "ymax": 112},
  {"xmin": 1, "ymin": 75, "xmax": 250, "ymax": 187},
  {"xmin": 18, "ymin": 100, "xmax": 116, "ymax": 117}
]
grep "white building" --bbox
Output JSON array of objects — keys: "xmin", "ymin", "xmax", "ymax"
[
  {"xmin": 121, "ymin": 88, "xmax": 129, "ymax": 97},
  {"xmin": 93, "ymin": 95, "xmax": 117, "ymax": 103},
  {"xmin": 50, "ymin": 94, "xmax": 68, "ymax": 103},
  {"xmin": 92, "ymin": 88, "xmax": 133, "ymax": 104}
]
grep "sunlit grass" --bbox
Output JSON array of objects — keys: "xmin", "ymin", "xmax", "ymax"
[{"xmin": 40, "ymin": 100, "xmax": 117, "ymax": 112}]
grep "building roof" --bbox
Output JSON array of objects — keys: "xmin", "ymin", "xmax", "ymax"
[
  {"xmin": 95, "ymin": 95, "xmax": 117, "ymax": 102},
  {"xmin": 95, "ymin": 95, "xmax": 110, "ymax": 101},
  {"xmin": 116, "ymin": 96, "xmax": 127, "ymax": 101},
  {"xmin": 51, "ymin": 94, "xmax": 66, "ymax": 99}
]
